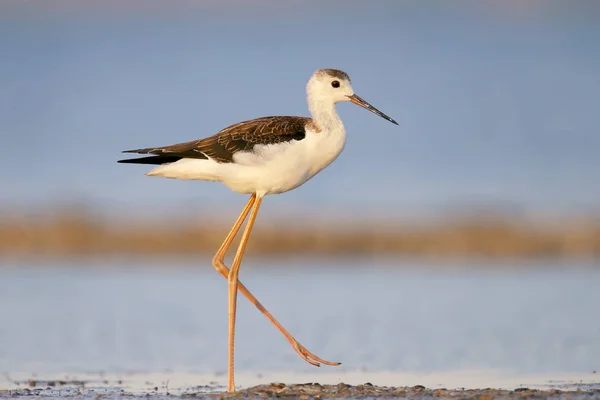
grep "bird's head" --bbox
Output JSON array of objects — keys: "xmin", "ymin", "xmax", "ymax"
[{"xmin": 306, "ymin": 68, "xmax": 397, "ymax": 125}]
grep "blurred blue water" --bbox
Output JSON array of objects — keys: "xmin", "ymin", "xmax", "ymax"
[
  {"xmin": 0, "ymin": 257, "xmax": 598, "ymax": 375},
  {"xmin": 1, "ymin": 1, "xmax": 600, "ymax": 215}
]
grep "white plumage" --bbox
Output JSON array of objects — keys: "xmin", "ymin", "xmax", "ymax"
[{"xmin": 146, "ymin": 124, "xmax": 346, "ymax": 195}]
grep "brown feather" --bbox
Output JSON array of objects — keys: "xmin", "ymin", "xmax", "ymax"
[{"xmin": 120, "ymin": 116, "xmax": 310, "ymax": 164}]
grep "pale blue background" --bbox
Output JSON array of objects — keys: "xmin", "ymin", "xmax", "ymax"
[{"xmin": 1, "ymin": 0, "xmax": 599, "ymax": 216}]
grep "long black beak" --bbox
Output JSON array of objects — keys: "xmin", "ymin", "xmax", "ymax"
[{"xmin": 348, "ymin": 94, "xmax": 398, "ymax": 125}]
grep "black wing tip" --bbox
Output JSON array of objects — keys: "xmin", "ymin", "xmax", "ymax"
[
  {"xmin": 117, "ymin": 156, "xmax": 149, "ymax": 163},
  {"xmin": 118, "ymin": 154, "xmax": 182, "ymax": 165}
]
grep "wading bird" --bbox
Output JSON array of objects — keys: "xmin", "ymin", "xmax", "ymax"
[{"xmin": 119, "ymin": 68, "xmax": 398, "ymax": 392}]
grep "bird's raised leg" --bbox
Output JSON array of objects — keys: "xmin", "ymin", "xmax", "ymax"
[{"xmin": 212, "ymin": 195, "xmax": 339, "ymax": 392}]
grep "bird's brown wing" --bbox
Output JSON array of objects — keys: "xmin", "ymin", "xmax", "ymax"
[{"xmin": 119, "ymin": 116, "xmax": 310, "ymax": 164}]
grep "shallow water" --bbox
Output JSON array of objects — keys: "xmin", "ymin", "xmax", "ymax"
[{"xmin": 1, "ymin": 257, "xmax": 599, "ymax": 378}]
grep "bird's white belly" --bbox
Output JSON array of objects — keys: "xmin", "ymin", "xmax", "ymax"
[
  {"xmin": 221, "ymin": 130, "xmax": 346, "ymax": 195},
  {"xmin": 145, "ymin": 129, "xmax": 346, "ymax": 196}
]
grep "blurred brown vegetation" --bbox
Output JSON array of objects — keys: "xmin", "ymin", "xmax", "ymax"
[{"xmin": 1, "ymin": 207, "xmax": 600, "ymax": 260}]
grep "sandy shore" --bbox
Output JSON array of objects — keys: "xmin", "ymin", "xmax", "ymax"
[
  {"xmin": 2, "ymin": 370, "xmax": 599, "ymax": 399},
  {"xmin": 1, "ymin": 209, "xmax": 599, "ymax": 259}
]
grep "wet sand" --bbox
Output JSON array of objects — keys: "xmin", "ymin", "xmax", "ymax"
[
  {"xmin": 2, "ymin": 371, "xmax": 599, "ymax": 399},
  {"xmin": 3, "ymin": 383, "xmax": 600, "ymax": 399}
]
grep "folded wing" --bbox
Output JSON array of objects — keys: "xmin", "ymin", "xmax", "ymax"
[{"xmin": 118, "ymin": 116, "xmax": 310, "ymax": 165}]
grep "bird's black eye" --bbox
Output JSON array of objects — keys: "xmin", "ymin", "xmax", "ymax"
[{"xmin": 331, "ymin": 80, "xmax": 340, "ymax": 88}]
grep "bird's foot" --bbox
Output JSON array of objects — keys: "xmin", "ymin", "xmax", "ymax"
[{"xmin": 292, "ymin": 341, "xmax": 341, "ymax": 367}]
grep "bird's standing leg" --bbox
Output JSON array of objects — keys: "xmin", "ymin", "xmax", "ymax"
[
  {"xmin": 226, "ymin": 194, "xmax": 263, "ymax": 392},
  {"xmin": 212, "ymin": 195, "xmax": 340, "ymax": 392}
]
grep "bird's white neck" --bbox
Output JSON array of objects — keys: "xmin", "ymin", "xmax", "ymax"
[{"xmin": 308, "ymin": 97, "xmax": 344, "ymax": 133}]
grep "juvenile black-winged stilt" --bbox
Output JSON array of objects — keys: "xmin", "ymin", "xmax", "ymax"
[{"xmin": 119, "ymin": 68, "xmax": 398, "ymax": 392}]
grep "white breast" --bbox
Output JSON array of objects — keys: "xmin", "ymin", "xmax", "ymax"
[{"xmin": 219, "ymin": 125, "xmax": 347, "ymax": 195}]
